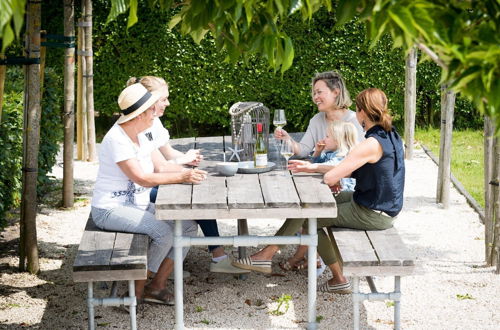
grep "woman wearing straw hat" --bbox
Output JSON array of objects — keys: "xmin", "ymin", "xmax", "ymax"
[
  {"xmin": 91, "ymin": 83, "xmax": 208, "ymax": 304},
  {"xmin": 128, "ymin": 76, "xmax": 250, "ymax": 275}
]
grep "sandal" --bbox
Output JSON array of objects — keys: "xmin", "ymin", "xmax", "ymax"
[
  {"xmin": 317, "ymin": 280, "xmax": 351, "ymax": 294},
  {"xmin": 143, "ymin": 286, "xmax": 175, "ymax": 305},
  {"xmin": 279, "ymin": 257, "xmax": 305, "ymax": 271}
]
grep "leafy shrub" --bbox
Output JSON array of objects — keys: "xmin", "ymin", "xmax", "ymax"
[{"xmin": 0, "ymin": 67, "xmax": 63, "ymax": 227}]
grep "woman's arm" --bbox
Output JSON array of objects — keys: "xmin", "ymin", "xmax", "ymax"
[
  {"xmin": 288, "ymin": 159, "xmax": 335, "ymax": 173},
  {"xmin": 151, "ymin": 149, "xmax": 184, "ymax": 172},
  {"xmin": 117, "ymin": 157, "xmax": 207, "ymax": 187},
  {"xmin": 323, "ymin": 137, "xmax": 382, "ymax": 186}
]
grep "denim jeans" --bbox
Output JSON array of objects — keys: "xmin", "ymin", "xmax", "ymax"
[
  {"xmin": 91, "ymin": 205, "xmax": 198, "ymax": 272},
  {"xmin": 150, "ymin": 186, "xmax": 221, "ymax": 252}
]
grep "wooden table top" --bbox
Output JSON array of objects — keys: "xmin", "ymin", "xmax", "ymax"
[{"xmin": 155, "ymin": 135, "xmax": 337, "ymax": 220}]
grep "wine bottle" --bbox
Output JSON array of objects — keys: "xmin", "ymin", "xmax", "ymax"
[{"xmin": 254, "ymin": 123, "xmax": 268, "ymax": 168}]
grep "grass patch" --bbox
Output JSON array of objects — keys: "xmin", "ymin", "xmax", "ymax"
[{"xmin": 415, "ymin": 128, "xmax": 484, "ymax": 208}]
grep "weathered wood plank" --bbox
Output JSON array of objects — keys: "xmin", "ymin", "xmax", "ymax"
[
  {"xmin": 366, "ymin": 228, "xmax": 415, "ymax": 266},
  {"xmin": 196, "ymin": 136, "xmax": 224, "ymax": 162},
  {"xmin": 73, "ymin": 269, "xmax": 146, "ymax": 282},
  {"xmin": 332, "ymin": 228, "xmax": 379, "ymax": 266},
  {"xmin": 293, "ymin": 174, "xmax": 336, "ymax": 209},
  {"xmin": 110, "ymin": 232, "xmax": 148, "ymax": 269},
  {"xmin": 192, "ymin": 173, "xmax": 228, "ymax": 209},
  {"xmin": 259, "ymin": 172, "xmax": 300, "ymax": 208},
  {"xmin": 227, "ymin": 174, "xmax": 265, "ymax": 208},
  {"xmin": 73, "ymin": 218, "xmax": 116, "ymax": 270},
  {"xmin": 169, "ymin": 137, "xmax": 196, "ymax": 153},
  {"xmin": 156, "ymin": 183, "xmax": 193, "ymax": 210}
]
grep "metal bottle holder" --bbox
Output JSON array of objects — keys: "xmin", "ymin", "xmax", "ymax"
[{"xmin": 229, "ymin": 102, "xmax": 270, "ymax": 162}]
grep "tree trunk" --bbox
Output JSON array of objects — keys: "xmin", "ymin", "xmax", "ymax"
[
  {"xmin": 0, "ymin": 54, "xmax": 5, "ymax": 123},
  {"xmin": 62, "ymin": 0, "xmax": 75, "ymax": 207},
  {"xmin": 436, "ymin": 84, "xmax": 455, "ymax": 208},
  {"xmin": 84, "ymin": 0, "xmax": 97, "ymax": 162},
  {"xmin": 76, "ymin": 18, "xmax": 87, "ymax": 161},
  {"xmin": 19, "ymin": 0, "xmax": 41, "ymax": 274},
  {"xmin": 404, "ymin": 47, "xmax": 417, "ymax": 159}
]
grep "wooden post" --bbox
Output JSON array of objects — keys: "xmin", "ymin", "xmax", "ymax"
[
  {"xmin": 19, "ymin": 0, "xmax": 41, "ymax": 274},
  {"xmin": 493, "ymin": 130, "xmax": 500, "ymax": 272},
  {"xmin": 436, "ymin": 84, "xmax": 455, "ymax": 208},
  {"xmin": 0, "ymin": 54, "xmax": 5, "ymax": 123},
  {"xmin": 76, "ymin": 18, "xmax": 87, "ymax": 160},
  {"xmin": 39, "ymin": 31, "xmax": 46, "ymax": 90},
  {"xmin": 404, "ymin": 47, "xmax": 417, "ymax": 160},
  {"xmin": 62, "ymin": 0, "xmax": 75, "ymax": 207},
  {"xmin": 484, "ymin": 117, "xmax": 495, "ymax": 262},
  {"xmin": 84, "ymin": 0, "xmax": 97, "ymax": 162}
]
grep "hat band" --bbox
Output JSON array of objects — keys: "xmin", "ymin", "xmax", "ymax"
[{"xmin": 122, "ymin": 92, "xmax": 152, "ymax": 115}]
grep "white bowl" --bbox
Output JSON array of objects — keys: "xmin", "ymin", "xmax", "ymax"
[{"xmin": 216, "ymin": 162, "xmax": 239, "ymax": 176}]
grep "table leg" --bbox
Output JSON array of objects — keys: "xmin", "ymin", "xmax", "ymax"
[
  {"xmin": 306, "ymin": 218, "xmax": 318, "ymax": 330},
  {"xmin": 237, "ymin": 219, "xmax": 249, "ymax": 280},
  {"xmin": 174, "ymin": 220, "xmax": 184, "ymax": 330}
]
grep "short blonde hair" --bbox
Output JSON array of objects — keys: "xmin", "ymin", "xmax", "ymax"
[
  {"xmin": 327, "ymin": 121, "xmax": 358, "ymax": 157},
  {"xmin": 127, "ymin": 76, "xmax": 168, "ymax": 93},
  {"xmin": 312, "ymin": 71, "xmax": 352, "ymax": 109}
]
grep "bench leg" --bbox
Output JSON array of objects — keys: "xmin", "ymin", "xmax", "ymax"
[
  {"xmin": 128, "ymin": 280, "xmax": 137, "ymax": 330},
  {"xmin": 352, "ymin": 276, "xmax": 360, "ymax": 330},
  {"xmin": 394, "ymin": 276, "xmax": 401, "ymax": 330},
  {"xmin": 87, "ymin": 282, "xmax": 95, "ymax": 330}
]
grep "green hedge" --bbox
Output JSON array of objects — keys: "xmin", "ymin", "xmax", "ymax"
[
  {"xmin": 89, "ymin": 3, "xmax": 478, "ymax": 136},
  {"xmin": 0, "ymin": 67, "xmax": 64, "ymax": 227},
  {"xmin": 40, "ymin": 2, "xmax": 478, "ymax": 138}
]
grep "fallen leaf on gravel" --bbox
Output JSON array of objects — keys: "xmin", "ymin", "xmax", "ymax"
[{"xmin": 244, "ymin": 299, "xmax": 252, "ymax": 306}]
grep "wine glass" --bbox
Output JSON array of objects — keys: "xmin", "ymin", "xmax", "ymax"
[
  {"xmin": 273, "ymin": 109, "xmax": 287, "ymax": 131},
  {"xmin": 273, "ymin": 109, "xmax": 287, "ymax": 168},
  {"xmin": 280, "ymin": 139, "xmax": 294, "ymax": 175}
]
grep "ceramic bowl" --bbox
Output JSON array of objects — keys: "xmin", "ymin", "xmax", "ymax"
[{"xmin": 216, "ymin": 162, "xmax": 239, "ymax": 176}]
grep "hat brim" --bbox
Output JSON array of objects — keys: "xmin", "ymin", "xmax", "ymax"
[{"xmin": 116, "ymin": 91, "xmax": 161, "ymax": 124}]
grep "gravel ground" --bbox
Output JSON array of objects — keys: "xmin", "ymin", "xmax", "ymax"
[{"xmin": 0, "ymin": 144, "xmax": 499, "ymax": 329}]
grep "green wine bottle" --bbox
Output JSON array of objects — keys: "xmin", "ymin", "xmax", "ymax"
[{"xmin": 254, "ymin": 123, "xmax": 268, "ymax": 168}]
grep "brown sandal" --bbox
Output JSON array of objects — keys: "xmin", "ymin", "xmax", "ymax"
[{"xmin": 143, "ymin": 286, "xmax": 175, "ymax": 305}]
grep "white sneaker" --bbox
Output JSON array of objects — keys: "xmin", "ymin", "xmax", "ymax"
[
  {"xmin": 316, "ymin": 257, "xmax": 327, "ymax": 278},
  {"xmin": 210, "ymin": 257, "xmax": 251, "ymax": 274}
]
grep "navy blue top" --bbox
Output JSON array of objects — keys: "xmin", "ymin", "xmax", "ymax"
[{"xmin": 352, "ymin": 125, "xmax": 405, "ymax": 217}]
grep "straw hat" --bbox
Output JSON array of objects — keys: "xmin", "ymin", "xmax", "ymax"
[{"xmin": 116, "ymin": 83, "xmax": 160, "ymax": 124}]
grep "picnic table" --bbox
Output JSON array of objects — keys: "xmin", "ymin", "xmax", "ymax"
[{"xmin": 155, "ymin": 135, "xmax": 335, "ymax": 330}]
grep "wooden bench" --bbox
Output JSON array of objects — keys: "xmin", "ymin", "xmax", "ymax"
[
  {"xmin": 73, "ymin": 215, "xmax": 149, "ymax": 330},
  {"xmin": 327, "ymin": 227, "xmax": 417, "ymax": 330}
]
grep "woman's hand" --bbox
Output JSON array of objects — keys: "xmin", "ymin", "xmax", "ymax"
[
  {"xmin": 274, "ymin": 127, "xmax": 291, "ymax": 140},
  {"xmin": 182, "ymin": 168, "xmax": 207, "ymax": 184},
  {"xmin": 288, "ymin": 159, "xmax": 317, "ymax": 173},
  {"xmin": 329, "ymin": 183, "xmax": 342, "ymax": 195},
  {"xmin": 184, "ymin": 149, "xmax": 203, "ymax": 166},
  {"xmin": 312, "ymin": 139, "xmax": 326, "ymax": 157}
]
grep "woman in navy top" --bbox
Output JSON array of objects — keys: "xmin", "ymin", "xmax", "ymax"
[{"xmin": 319, "ymin": 88, "xmax": 405, "ymax": 292}]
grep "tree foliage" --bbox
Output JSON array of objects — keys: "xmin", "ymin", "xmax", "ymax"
[{"xmin": 104, "ymin": 0, "xmax": 500, "ymax": 127}]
